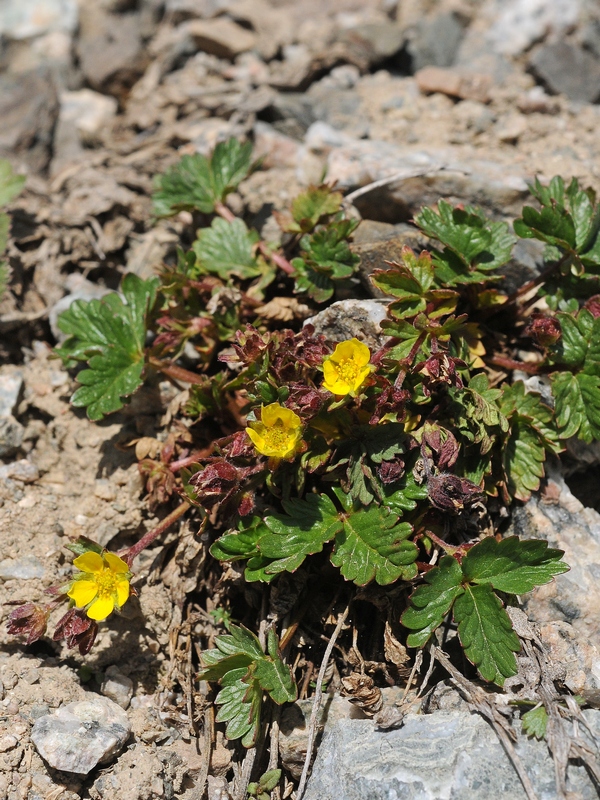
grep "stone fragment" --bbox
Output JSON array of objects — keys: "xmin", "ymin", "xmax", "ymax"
[
  {"xmin": 166, "ymin": 0, "xmax": 230, "ymax": 23},
  {"xmin": 305, "ymin": 300, "xmax": 390, "ymax": 351},
  {"xmin": 0, "ymin": 0, "xmax": 78, "ymax": 39},
  {"xmin": 100, "ymin": 666, "xmax": 134, "ymax": 710},
  {"xmin": 517, "ymin": 86, "xmax": 561, "ymax": 114},
  {"xmin": 529, "ymin": 41, "xmax": 600, "ymax": 104},
  {"xmin": 52, "ymin": 89, "xmax": 118, "ymax": 174},
  {"xmin": 339, "ymin": 23, "xmax": 405, "ymax": 66},
  {"xmin": 0, "ymin": 416, "xmax": 24, "ymax": 458},
  {"xmin": 303, "ymin": 709, "xmax": 600, "ymax": 799},
  {"xmin": 494, "ymin": 113, "xmax": 527, "ymax": 143},
  {"xmin": 184, "ymin": 17, "xmax": 257, "ymax": 60},
  {"xmin": 227, "ymin": 0, "xmax": 294, "ymax": 61},
  {"xmin": 351, "ymin": 223, "xmax": 429, "ymax": 297},
  {"xmin": 416, "ymin": 66, "xmax": 492, "ymax": 103},
  {"xmin": 76, "ymin": 5, "xmax": 147, "ymax": 95},
  {"xmin": 408, "ymin": 12, "xmax": 465, "ymax": 72},
  {"xmin": 0, "ymin": 69, "xmax": 58, "ymax": 173},
  {"xmin": 0, "ymin": 371, "xmax": 23, "ymax": 418},
  {"xmin": 253, "ymin": 122, "xmax": 300, "ymax": 169},
  {"xmin": 94, "ymin": 479, "xmax": 117, "ymax": 502},
  {"xmin": 0, "ymin": 735, "xmax": 17, "ymax": 752},
  {"xmin": 0, "ymin": 459, "xmax": 39, "ymax": 483},
  {"xmin": 31, "ymin": 697, "xmax": 131, "ymax": 774},
  {"xmin": 0, "ymin": 555, "xmax": 45, "ymax": 580},
  {"xmin": 539, "ymin": 621, "xmax": 600, "ymax": 695}
]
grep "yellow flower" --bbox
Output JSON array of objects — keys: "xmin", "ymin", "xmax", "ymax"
[
  {"xmin": 67, "ymin": 551, "xmax": 131, "ymax": 622},
  {"xmin": 246, "ymin": 403, "xmax": 303, "ymax": 460},
  {"xmin": 322, "ymin": 338, "xmax": 372, "ymax": 396}
]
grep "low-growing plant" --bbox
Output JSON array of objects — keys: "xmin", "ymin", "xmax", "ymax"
[
  {"xmin": 0, "ymin": 160, "xmax": 25, "ymax": 302},
  {"xmin": 13, "ymin": 139, "xmax": 600, "ymax": 787}
]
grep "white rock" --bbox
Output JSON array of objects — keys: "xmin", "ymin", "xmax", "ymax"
[
  {"xmin": 0, "ymin": 0, "xmax": 78, "ymax": 40},
  {"xmin": 100, "ymin": 666, "xmax": 133, "ymax": 710},
  {"xmin": 0, "ymin": 555, "xmax": 45, "ymax": 580},
  {"xmin": 0, "ymin": 372, "xmax": 23, "ymax": 418},
  {"xmin": 59, "ymin": 89, "xmax": 118, "ymax": 144},
  {"xmin": 31, "ymin": 697, "xmax": 131, "ymax": 775},
  {"xmin": 0, "ymin": 459, "xmax": 39, "ymax": 484},
  {"xmin": 484, "ymin": 0, "xmax": 581, "ymax": 57}
]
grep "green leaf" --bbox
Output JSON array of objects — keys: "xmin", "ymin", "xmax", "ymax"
[
  {"xmin": 550, "ymin": 371, "xmax": 600, "ymax": 442},
  {"xmin": 381, "ymin": 471, "xmax": 429, "ymax": 513},
  {"xmin": 214, "ymin": 667, "xmax": 262, "ymax": 747},
  {"xmin": 55, "ymin": 274, "xmax": 159, "ymax": 420},
  {"xmin": 0, "ymin": 213, "xmax": 10, "ymax": 255},
  {"xmin": 415, "ymin": 201, "xmax": 516, "ymax": 282},
  {"xmin": 199, "ymin": 625, "xmax": 296, "ymax": 746},
  {"xmin": 193, "ymin": 217, "xmax": 261, "ymax": 279},
  {"xmin": 453, "ymin": 583, "xmax": 520, "ymax": 686},
  {"xmin": 522, "ymin": 706, "xmax": 548, "ymax": 740},
  {"xmin": 461, "ymin": 536, "xmax": 569, "ymax": 594},
  {"xmin": 210, "ymin": 516, "xmax": 267, "ymax": 562},
  {"xmin": 289, "ymin": 186, "xmax": 343, "ymax": 233},
  {"xmin": 0, "ymin": 160, "xmax": 25, "ymax": 207},
  {"xmin": 402, "ymin": 556, "xmax": 464, "ymax": 647},
  {"xmin": 152, "ymin": 138, "xmax": 253, "ymax": 216},
  {"xmin": 292, "ymin": 258, "xmax": 334, "ymax": 303},
  {"xmin": 299, "ymin": 220, "xmax": 359, "ymax": 276},
  {"xmin": 329, "ymin": 493, "xmax": 418, "ymax": 586}
]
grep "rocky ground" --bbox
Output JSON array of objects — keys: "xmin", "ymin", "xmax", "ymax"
[{"xmin": 3, "ymin": 0, "xmax": 600, "ymax": 798}]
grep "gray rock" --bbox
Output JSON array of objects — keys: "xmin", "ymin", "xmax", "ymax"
[
  {"xmin": 408, "ymin": 12, "xmax": 465, "ymax": 72},
  {"xmin": 0, "ymin": 415, "xmax": 24, "ymax": 458},
  {"xmin": 49, "ymin": 275, "xmax": 112, "ymax": 341},
  {"xmin": 100, "ymin": 666, "xmax": 134, "ymax": 710},
  {"xmin": 0, "ymin": 69, "xmax": 58, "ymax": 173},
  {"xmin": 269, "ymin": 92, "xmax": 316, "ymax": 139},
  {"xmin": 304, "ymin": 709, "xmax": 600, "ymax": 799},
  {"xmin": 499, "ymin": 238, "xmax": 546, "ymax": 295},
  {"xmin": 529, "ymin": 41, "xmax": 600, "ymax": 104},
  {"xmin": 0, "ymin": 459, "xmax": 39, "ymax": 483},
  {"xmin": 52, "ymin": 89, "xmax": 118, "ymax": 174},
  {"xmin": 509, "ymin": 472, "xmax": 600, "ymax": 656},
  {"xmin": 31, "ymin": 697, "xmax": 131, "ymax": 775},
  {"xmin": 305, "ymin": 299, "xmax": 390, "ymax": 351},
  {"xmin": 184, "ymin": 17, "xmax": 257, "ymax": 60},
  {"xmin": 326, "ymin": 142, "xmax": 530, "ymax": 220},
  {"xmin": 581, "ymin": 19, "xmax": 600, "ymax": 60},
  {"xmin": 351, "ymin": 222, "xmax": 429, "ymax": 297},
  {"xmin": 339, "ymin": 23, "xmax": 405, "ymax": 66},
  {"xmin": 0, "ymin": 555, "xmax": 45, "ymax": 580},
  {"xmin": 166, "ymin": 0, "xmax": 230, "ymax": 24},
  {"xmin": 0, "ymin": 371, "xmax": 23, "ymax": 419}
]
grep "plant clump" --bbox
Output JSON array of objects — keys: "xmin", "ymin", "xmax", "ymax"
[{"xmin": 11, "ymin": 138, "xmax": 600, "ymax": 794}]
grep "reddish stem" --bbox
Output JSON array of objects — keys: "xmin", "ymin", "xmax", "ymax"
[
  {"xmin": 214, "ymin": 201, "xmax": 236, "ymax": 222},
  {"xmin": 258, "ymin": 241, "xmax": 295, "ymax": 276},
  {"xmin": 123, "ymin": 501, "xmax": 191, "ymax": 564},
  {"xmin": 487, "ymin": 355, "xmax": 543, "ymax": 374},
  {"xmin": 149, "ymin": 357, "xmax": 205, "ymax": 386},
  {"xmin": 170, "ymin": 452, "xmax": 207, "ymax": 472}
]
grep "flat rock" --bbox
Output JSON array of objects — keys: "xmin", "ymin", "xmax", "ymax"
[
  {"xmin": 100, "ymin": 666, "xmax": 134, "ymax": 710},
  {"xmin": 351, "ymin": 223, "xmax": 429, "ymax": 297},
  {"xmin": 185, "ymin": 17, "xmax": 257, "ymax": 59},
  {"xmin": 305, "ymin": 299, "xmax": 390, "ymax": 351},
  {"xmin": 0, "ymin": 459, "xmax": 39, "ymax": 484},
  {"xmin": 326, "ymin": 142, "xmax": 530, "ymax": 220},
  {"xmin": 31, "ymin": 696, "xmax": 131, "ymax": 775},
  {"xmin": 408, "ymin": 12, "xmax": 465, "ymax": 72},
  {"xmin": 529, "ymin": 41, "xmax": 600, "ymax": 104},
  {"xmin": 0, "ymin": 69, "xmax": 58, "ymax": 173},
  {"xmin": 0, "ymin": 0, "xmax": 78, "ymax": 40},
  {"xmin": 0, "ymin": 371, "xmax": 23, "ymax": 418},
  {"xmin": 304, "ymin": 709, "xmax": 600, "ymax": 800},
  {"xmin": 0, "ymin": 555, "xmax": 45, "ymax": 580},
  {"xmin": 416, "ymin": 66, "xmax": 492, "ymax": 103}
]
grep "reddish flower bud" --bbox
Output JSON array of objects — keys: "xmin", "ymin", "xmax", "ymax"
[
  {"xmin": 6, "ymin": 603, "xmax": 50, "ymax": 645},
  {"xmin": 524, "ymin": 314, "xmax": 561, "ymax": 347},
  {"xmin": 427, "ymin": 473, "xmax": 484, "ymax": 512},
  {"xmin": 584, "ymin": 295, "xmax": 600, "ymax": 318},
  {"xmin": 53, "ymin": 608, "xmax": 99, "ymax": 655}
]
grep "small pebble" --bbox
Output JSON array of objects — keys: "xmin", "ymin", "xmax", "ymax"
[
  {"xmin": 100, "ymin": 666, "xmax": 133, "ymax": 710},
  {"xmin": 0, "ymin": 735, "xmax": 18, "ymax": 752}
]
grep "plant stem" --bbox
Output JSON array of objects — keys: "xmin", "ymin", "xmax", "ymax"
[
  {"xmin": 149, "ymin": 356, "xmax": 206, "ymax": 386},
  {"xmin": 487, "ymin": 355, "xmax": 543, "ymax": 374},
  {"xmin": 258, "ymin": 241, "xmax": 295, "ymax": 275},
  {"xmin": 124, "ymin": 501, "xmax": 190, "ymax": 563},
  {"xmin": 504, "ymin": 251, "xmax": 571, "ymax": 307},
  {"xmin": 214, "ymin": 201, "xmax": 236, "ymax": 222}
]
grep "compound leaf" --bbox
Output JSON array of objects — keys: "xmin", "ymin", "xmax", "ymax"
[
  {"xmin": 214, "ymin": 667, "xmax": 262, "ymax": 747},
  {"xmin": 551, "ymin": 371, "xmax": 600, "ymax": 442},
  {"xmin": 461, "ymin": 536, "xmax": 569, "ymax": 594},
  {"xmin": 252, "ymin": 629, "xmax": 297, "ymax": 705},
  {"xmin": 402, "ymin": 556, "xmax": 464, "ymax": 647},
  {"xmin": 453, "ymin": 583, "xmax": 520, "ymax": 686},
  {"xmin": 152, "ymin": 138, "xmax": 253, "ymax": 216},
  {"xmin": 289, "ymin": 185, "xmax": 343, "ymax": 233},
  {"xmin": 193, "ymin": 217, "xmax": 261, "ymax": 279},
  {"xmin": 330, "ymin": 498, "xmax": 418, "ymax": 586},
  {"xmin": 55, "ymin": 274, "xmax": 159, "ymax": 420}
]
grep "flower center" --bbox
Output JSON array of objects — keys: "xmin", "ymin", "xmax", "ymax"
[
  {"xmin": 95, "ymin": 569, "xmax": 119, "ymax": 596},
  {"xmin": 335, "ymin": 358, "xmax": 361, "ymax": 384},
  {"xmin": 264, "ymin": 423, "xmax": 292, "ymax": 449}
]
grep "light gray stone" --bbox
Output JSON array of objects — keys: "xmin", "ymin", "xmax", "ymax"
[
  {"xmin": 49, "ymin": 275, "xmax": 112, "ymax": 342},
  {"xmin": 0, "ymin": 371, "xmax": 23, "ymax": 418},
  {"xmin": 31, "ymin": 696, "xmax": 131, "ymax": 775},
  {"xmin": 483, "ymin": 0, "xmax": 581, "ymax": 58},
  {"xmin": 529, "ymin": 41, "xmax": 600, "ymax": 104},
  {"xmin": 100, "ymin": 666, "xmax": 134, "ymax": 710},
  {"xmin": 408, "ymin": 12, "xmax": 465, "ymax": 72},
  {"xmin": 0, "ymin": 415, "xmax": 24, "ymax": 458},
  {"xmin": 0, "ymin": 0, "xmax": 78, "ymax": 40},
  {"xmin": 0, "ymin": 459, "xmax": 39, "ymax": 483},
  {"xmin": 305, "ymin": 299, "xmax": 390, "ymax": 351},
  {"xmin": 0, "ymin": 555, "xmax": 45, "ymax": 580},
  {"xmin": 304, "ymin": 709, "xmax": 600, "ymax": 800}
]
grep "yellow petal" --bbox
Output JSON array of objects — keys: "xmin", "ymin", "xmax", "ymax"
[
  {"xmin": 116, "ymin": 580, "xmax": 130, "ymax": 608},
  {"xmin": 276, "ymin": 406, "xmax": 301, "ymax": 429},
  {"xmin": 73, "ymin": 551, "xmax": 104, "ymax": 574},
  {"xmin": 332, "ymin": 338, "xmax": 370, "ymax": 365},
  {"xmin": 103, "ymin": 552, "xmax": 130, "ymax": 574},
  {"xmin": 246, "ymin": 425, "xmax": 267, "ymax": 451},
  {"xmin": 68, "ymin": 579, "xmax": 99, "ymax": 608},
  {"xmin": 87, "ymin": 595, "xmax": 115, "ymax": 621},
  {"xmin": 352, "ymin": 365, "xmax": 372, "ymax": 392},
  {"xmin": 260, "ymin": 403, "xmax": 280, "ymax": 427}
]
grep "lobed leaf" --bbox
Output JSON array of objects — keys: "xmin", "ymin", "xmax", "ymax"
[
  {"xmin": 401, "ymin": 556, "xmax": 464, "ymax": 647},
  {"xmin": 521, "ymin": 706, "xmax": 548, "ymax": 740},
  {"xmin": 289, "ymin": 185, "xmax": 343, "ymax": 233},
  {"xmin": 461, "ymin": 536, "xmax": 568, "ymax": 595},
  {"xmin": 551, "ymin": 371, "xmax": 600, "ymax": 442},
  {"xmin": 152, "ymin": 138, "xmax": 253, "ymax": 216},
  {"xmin": 214, "ymin": 668, "xmax": 262, "ymax": 747},
  {"xmin": 0, "ymin": 160, "xmax": 26, "ymax": 207},
  {"xmin": 193, "ymin": 217, "xmax": 261, "ymax": 280},
  {"xmin": 453, "ymin": 583, "xmax": 520, "ymax": 686}
]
